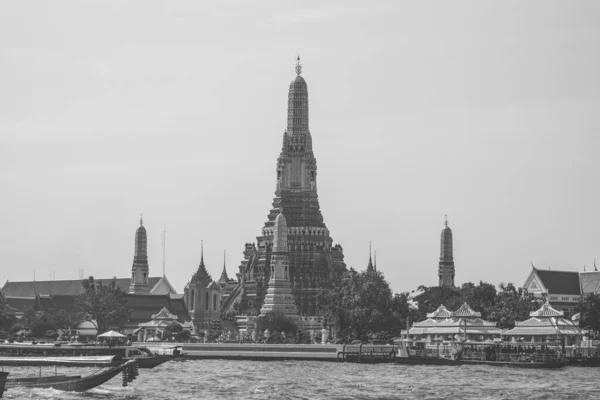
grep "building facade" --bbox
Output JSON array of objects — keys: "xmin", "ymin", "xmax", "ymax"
[{"xmin": 221, "ymin": 59, "xmax": 346, "ymax": 316}]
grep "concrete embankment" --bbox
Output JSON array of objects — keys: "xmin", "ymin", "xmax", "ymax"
[
  {"xmin": 145, "ymin": 343, "xmax": 343, "ymax": 361},
  {"xmin": 145, "ymin": 343, "xmax": 398, "ymax": 362}
]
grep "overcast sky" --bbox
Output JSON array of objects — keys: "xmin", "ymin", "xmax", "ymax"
[{"xmin": 1, "ymin": 1, "xmax": 599, "ymax": 295}]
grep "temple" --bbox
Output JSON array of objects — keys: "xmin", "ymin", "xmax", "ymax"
[
  {"xmin": 221, "ymin": 58, "xmax": 346, "ymax": 317},
  {"xmin": 129, "ymin": 215, "xmax": 151, "ymax": 293},
  {"xmin": 183, "ymin": 241, "xmax": 222, "ymax": 331},
  {"xmin": 438, "ymin": 216, "xmax": 456, "ymax": 288}
]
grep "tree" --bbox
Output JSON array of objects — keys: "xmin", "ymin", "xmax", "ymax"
[
  {"xmin": 22, "ymin": 307, "xmax": 81, "ymax": 337},
  {"xmin": 254, "ymin": 311, "xmax": 298, "ymax": 337},
  {"xmin": 459, "ymin": 281, "xmax": 497, "ymax": 319},
  {"xmin": 575, "ymin": 294, "xmax": 600, "ymax": 336},
  {"xmin": 316, "ymin": 269, "xmax": 402, "ymax": 340},
  {"xmin": 412, "ymin": 285, "xmax": 461, "ymax": 320},
  {"xmin": 488, "ymin": 283, "xmax": 543, "ymax": 329},
  {"xmin": 76, "ymin": 277, "xmax": 131, "ymax": 333},
  {"xmin": 0, "ymin": 304, "xmax": 16, "ymax": 331}
]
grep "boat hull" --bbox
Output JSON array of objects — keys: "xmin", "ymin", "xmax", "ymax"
[
  {"xmin": 0, "ymin": 371, "xmax": 7, "ymax": 399},
  {"xmin": 394, "ymin": 357, "xmax": 460, "ymax": 366},
  {"xmin": 5, "ymin": 360, "xmax": 137, "ymax": 392}
]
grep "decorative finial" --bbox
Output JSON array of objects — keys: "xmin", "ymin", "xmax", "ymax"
[
  {"xmin": 140, "ymin": 213, "xmax": 143, "ymax": 226},
  {"xmin": 224, "ymin": 249, "xmax": 226, "ymax": 267},
  {"xmin": 200, "ymin": 240, "xmax": 204, "ymax": 264},
  {"xmin": 295, "ymin": 55, "xmax": 302, "ymax": 76},
  {"xmin": 595, "ymin": 258, "xmax": 598, "ymax": 272},
  {"xmin": 445, "ymin": 214, "xmax": 448, "ymax": 227}
]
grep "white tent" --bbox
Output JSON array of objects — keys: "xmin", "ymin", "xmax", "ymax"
[{"xmin": 97, "ymin": 330, "xmax": 126, "ymax": 338}]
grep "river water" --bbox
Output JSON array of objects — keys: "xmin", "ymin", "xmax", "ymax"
[{"xmin": 3, "ymin": 359, "xmax": 599, "ymax": 399}]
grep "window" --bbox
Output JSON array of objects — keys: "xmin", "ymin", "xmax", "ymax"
[
  {"xmin": 190, "ymin": 290, "xmax": 195, "ymax": 310},
  {"xmin": 205, "ymin": 292, "xmax": 209, "ymax": 310},
  {"xmin": 213, "ymin": 293, "xmax": 217, "ymax": 311}
]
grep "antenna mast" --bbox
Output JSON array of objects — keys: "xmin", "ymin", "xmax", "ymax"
[{"xmin": 162, "ymin": 226, "xmax": 166, "ymax": 276}]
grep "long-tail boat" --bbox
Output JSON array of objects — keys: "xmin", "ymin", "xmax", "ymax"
[
  {"xmin": 0, "ymin": 343, "xmax": 171, "ymax": 369},
  {"xmin": 0, "ymin": 371, "xmax": 7, "ymax": 398},
  {"xmin": 4, "ymin": 359, "xmax": 138, "ymax": 392}
]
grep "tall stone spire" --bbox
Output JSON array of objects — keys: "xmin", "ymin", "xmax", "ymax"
[
  {"xmin": 219, "ymin": 250, "xmax": 229, "ymax": 284},
  {"xmin": 260, "ymin": 211, "xmax": 300, "ymax": 318},
  {"xmin": 438, "ymin": 215, "xmax": 456, "ymax": 288},
  {"xmin": 222, "ymin": 58, "xmax": 346, "ymax": 317},
  {"xmin": 194, "ymin": 240, "xmax": 211, "ymax": 282},
  {"xmin": 367, "ymin": 241, "xmax": 374, "ymax": 272},
  {"xmin": 129, "ymin": 215, "xmax": 151, "ymax": 293}
]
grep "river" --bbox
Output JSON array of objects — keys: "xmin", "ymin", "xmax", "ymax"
[{"xmin": 3, "ymin": 359, "xmax": 599, "ymax": 399}]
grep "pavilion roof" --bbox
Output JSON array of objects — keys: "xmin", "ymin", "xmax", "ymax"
[
  {"xmin": 426, "ymin": 305, "xmax": 453, "ymax": 319},
  {"xmin": 452, "ymin": 303, "xmax": 481, "ymax": 318},
  {"xmin": 529, "ymin": 301, "xmax": 564, "ymax": 317}
]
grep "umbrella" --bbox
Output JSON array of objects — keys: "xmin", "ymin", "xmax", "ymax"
[{"xmin": 97, "ymin": 330, "xmax": 126, "ymax": 338}]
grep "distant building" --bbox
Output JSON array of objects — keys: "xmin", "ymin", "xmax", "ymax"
[
  {"xmin": 183, "ymin": 242, "xmax": 222, "ymax": 331},
  {"xmin": 438, "ymin": 216, "xmax": 456, "ymax": 288},
  {"xmin": 409, "ymin": 303, "xmax": 501, "ymax": 341},
  {"xmin": 522, "ymin": 264, "xmax": 600, "ymax": 315},
  {"xmin": 0, "ymin": 217, "xmax": 189, "ymax": 334}
]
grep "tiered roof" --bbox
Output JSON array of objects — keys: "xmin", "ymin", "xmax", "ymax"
[
  {"xmin": 505, "ymin": 301, "xmax": 581, "ymax": 337},
  {"xmin": 426, "ymin": 305, "xmax": 453, "ymax": 319},
  {"xmin": 452, "ymin": 303, "xmax": 481, "ymax": 318}
]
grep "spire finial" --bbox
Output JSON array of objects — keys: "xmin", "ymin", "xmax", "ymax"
[
  {"xmin": 374, "ymin": 250, "xmax": 377, "ymax": 272},
  {"xmin": 367, "ymin": 241, "xmax": 374, "ymax": 271},
  {"xmin": 445, "ymin": 214, "xmax": 448, "ymax": 227},
  {"xmin": 200, "ymin": 240, "xmax": 204, "ymax": 265},
  {"xmin": 140, "ymin": 213, "xmax": 143, "ymax": 226},
  {"xmin": 224, "ymin": 249, "xmax": 226, "ymax": 268},
  {"xmin": 295, "ymin": 55, "xmax": 302, "ymax": 76}
]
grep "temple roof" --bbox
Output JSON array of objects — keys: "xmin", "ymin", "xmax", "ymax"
[
  {"xmin": 426, "ymin": 305, "xmax": 453, "ymax": 319},
  {"xmin": 535, "ymin": 269, "xmax": 581, "ymax": 295},
  {"xmin": 529, "ymin": 300, "xmax": 564, "ymax": 317},
  {"xmin": 1, "ymin": 277, "xmax": 161, "ymax": 297},
  {"xmin": 150, "ymin": 306, "xmax": 178, "ymax": 320},
  {"xmin": 451, "ymin": 303, "xmax": 481, "ymax": 318}
]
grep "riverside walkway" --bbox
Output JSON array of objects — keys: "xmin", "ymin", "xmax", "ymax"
[{"xmin": 145, "ymin": 343, "xmax": 398, "ymax": 362}]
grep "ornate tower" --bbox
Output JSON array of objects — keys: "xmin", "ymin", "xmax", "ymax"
[
  {"xmin": 260, "ymin": 211, "xmax": 300, "ymax": 317},
  {"xmin": 222, "ymin": 58, "xmax": 346, "ymax": 316},
  {"xmin": 438, "ymin": 216, "xmax": 456, "ymax": 288},
  {"xmin": 129, "ymin": 215, "xmax": 151, "ymax": 293},
  {"xmin": 367, "ymin": 242, "xmax": 374, "ymax": 273}
]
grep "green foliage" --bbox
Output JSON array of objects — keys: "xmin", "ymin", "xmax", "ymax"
[
  {"xmin": 0, "ymin": 305, "xmax": 16, "ymax": 331},
  {"xmin": 487, "ymin": 283, "xmax": 543, "ymax": 329},
  {"xmin": 254, "ymin": 311, "xmax": 298, "ymax": 336},
  {"xmin": 76, "ymin": 277, "xmax": 131, "ymax": 333},
  {"xmin": 316, "ymin": 269, "xmax": 409, "ymax": 340},
  {"xmin": 22, "ymin": 307, "xmax": 81, "ymax": 337},
  {"xmin": 575, "ymin": 294, "xmax": 600, "ymax": 335},
  {"xmin": 459, "ymin": 281, "xmax": 497, "ymax": 319},
  {"xmin": 413, "ymin": 285, "xmax": 461, "ymax": 320}
]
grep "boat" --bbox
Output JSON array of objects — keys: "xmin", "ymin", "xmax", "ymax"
[
  {"xmin": 0, "ymin": 355, "xmax": 118, "ymax": 367},
  {"xmin": 394, "ymin": 339, "xmax": 461, "ymax": 366},
  {"xmin": 0, "ymin": 371, "xmax": 7, "ymax": 398},
  {"xmin": 458, "ymin": 341, "xmax": 566, "ymax": 369},
  {"xmin": 4, "ymin": 359, "xmax": 138, "ymax": 392},
  {"xmin": 0, "ymin": 343, "xmax": 171, "ymax": 369}
]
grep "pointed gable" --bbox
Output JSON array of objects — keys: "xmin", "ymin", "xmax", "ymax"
[
  {"xmin": 150, "ymin": 275, "xmax": 177, "ymax": 295},
  {"xmin": 426, "ymin": 305, "xmax": 453, "ymax": 319},
  {"xmin": 451, "ymin": 302, "xmax": 481, "ymax": 318},
  {"xmin": 523, "ymin": 267, "xmax": 547, "ymax": 295},
  {"xmin": 579, "ymin": 271, "xmax": 600, "ymax": 295},
  {"xmin": 530, "ymin": 300, "xmax": 564, "ymax": 317}
]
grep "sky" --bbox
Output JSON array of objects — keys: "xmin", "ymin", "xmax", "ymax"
[{"xmin": 1, "ymin": 1, "xmax": 599, "ymax": 295}]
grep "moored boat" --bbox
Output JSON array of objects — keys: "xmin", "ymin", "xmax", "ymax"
[
  {"xmin": 0, "ymin": 371, "xmax": 8, "ymax": 398},
  {"xmin": 5, "ymin": 359, "xmax": 138, "ymax": 392},
  {"xmin": 0, "ymin": 343, "xmax": 171, "ymax": 369},
  {"xmin": 458, "ymin": 341, "xmax": 566, "ymax": 369},
  {"xmin": 394, "ymin": 339, "xmax": 461, "ymax": 366}
]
